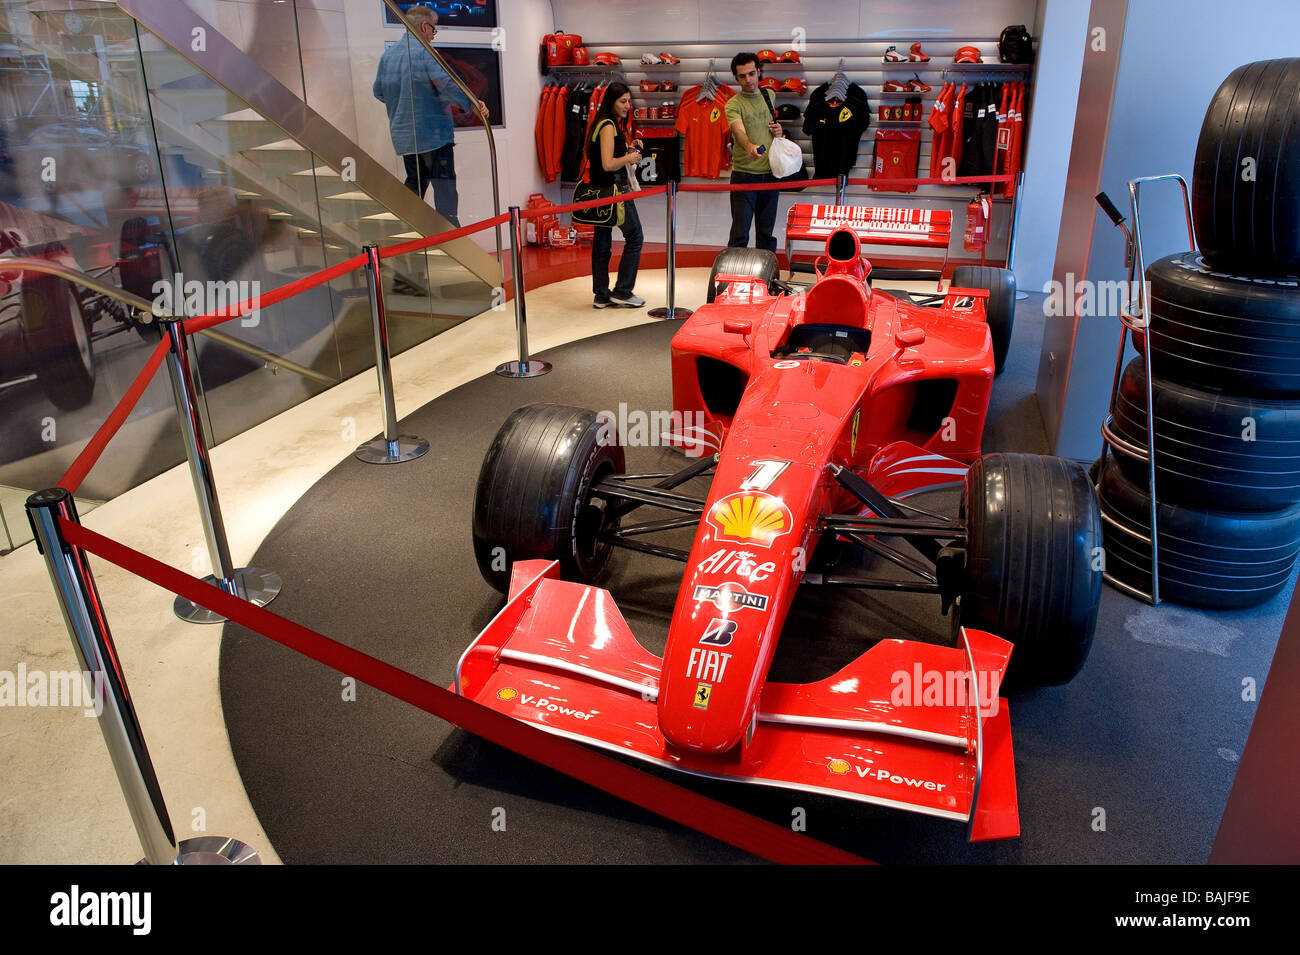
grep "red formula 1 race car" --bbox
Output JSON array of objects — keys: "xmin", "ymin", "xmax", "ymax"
[{"xmin": 459, "ymin": 213, "xmax": 1102, "ymax": 842}]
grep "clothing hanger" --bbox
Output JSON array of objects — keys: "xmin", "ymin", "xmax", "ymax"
[
  {"xmin": 827, "ymin": 59, "xmax": 849, "ymax": 101},
  {"xmin": 699, "ymin": 59, "xmax": 717, "ymax": 102}
]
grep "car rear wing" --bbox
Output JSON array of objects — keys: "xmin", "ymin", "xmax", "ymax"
[{"xmin": 784, "ymin": 204, "xmax": 953, "ymax": 282}]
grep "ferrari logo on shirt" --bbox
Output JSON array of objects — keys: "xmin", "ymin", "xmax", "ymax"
[
  {"xmin": 694, "ymin": 683, "xmax": 712, "ymax": 709},
  {"xmin": 839, "ymin": 107, "xmax": 853, "ymax": 123},
  {"xmin": 710, "ymin": 107, "xmax": 720, "ymax": 123}
]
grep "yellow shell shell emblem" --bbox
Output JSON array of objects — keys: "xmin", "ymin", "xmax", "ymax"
[
  {"xmin": 496, "ymin": 687, "xmax": 518, "ymax": 701},
  {"xmin": 828, "ymin": 758, "xmax": 851, "ymax": 775},
  {"xmin": 706, "ymin": 491, "xmax": 791, "ymax": 547}
]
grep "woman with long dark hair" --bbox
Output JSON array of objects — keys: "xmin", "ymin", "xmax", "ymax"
[{"xmin": 585, "ymin": 82, "xmax": 645, "ymax": 308}]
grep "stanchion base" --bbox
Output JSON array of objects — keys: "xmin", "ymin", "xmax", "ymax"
[
  {"xmin": 495, "ymin": 360, "xmax": 552, "ymax": 378},
  {"xmin": 353, "ymin": 435, "xmax": 430, "ymax": 464},
  {"xmin": 174, "ymin": 568, "xmax": 282, "ymax": 624},
  {"xmin": 138, "ymin": 836, "xmax": 262, "ymax": 865},
  {"xmin": 648, "ymin": 307, "xmax": 693, "ymax": 320}
]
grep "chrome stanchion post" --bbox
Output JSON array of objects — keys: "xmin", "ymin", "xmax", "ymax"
[
  {"xmin": 496, "ymin": 206, "xmax": 551, "ymax": 378},
  {"xmin": 354, "ymin": 245, "xmax": 431, "ymax": 463},
  {"xmin": 1008, "ymin": 172, "xmax": 1028, "ymax": 300},
  {"xmin": 162, "ymin": 317, "xmax": 281, "ymax": 622},
  {"xmin": 649, "ymin": 181, "xmax": 692, "ymax": 320},
  {"xmin": 836, "ymin": 174, "xmax": 847, "ymax": 205},
  {"xmin": 24, "ymin": 488, "xmax": 260, "ymax": 865}
]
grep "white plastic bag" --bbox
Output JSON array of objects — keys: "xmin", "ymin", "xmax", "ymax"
[{"xmin": 768, "ymin": 136, "xmax": 804, "ymax": 179}]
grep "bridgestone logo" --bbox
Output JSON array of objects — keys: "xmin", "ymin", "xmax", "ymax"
[{"xmin": 693, "ymin": 584, "xmax": 768, "ymax": 612}]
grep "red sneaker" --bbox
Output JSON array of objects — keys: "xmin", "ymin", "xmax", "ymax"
[
  {"xmin": 906, "ymin": 74, "xmax": 932, "ymax": 92},
  {"xmin": 909, "ymin": 42, "xmax": 931, "ymax": 62}
]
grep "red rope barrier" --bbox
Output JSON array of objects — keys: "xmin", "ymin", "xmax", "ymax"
[
  {"xmin": 523, "ymin": 184, "xmax": 670, "ymax": 219},
  {"xmin": 58, "ymin": 337, "xmax": 170, "ymax": 494},
  {"xmin": 377, "ymin": 212, "xmax": 512, "ymax": 260},
  {"xmin": 680, "ymin": 178, "xmax": 839, "ymax": 192},
  {"xmin": 60, "ymin": 517, "xmax": 871, "ymax": 866},
  {"xmin": 183, "ymin": 252, "xmax": 367, "ymax": 336}
]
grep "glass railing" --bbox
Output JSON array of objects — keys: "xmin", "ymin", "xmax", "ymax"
[{"xmin": 0, "ymin": 0, "xmax": 494, "ymax": 507}]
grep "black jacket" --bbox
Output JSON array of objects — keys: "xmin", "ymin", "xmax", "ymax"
[{"xmin": 802, "ymin": 82, "xmax": 871, "ymax": 177}]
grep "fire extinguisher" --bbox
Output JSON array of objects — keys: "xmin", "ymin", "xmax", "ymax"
[{"xmin": 964, "ymin": 193, "xmax": 991, "ymax": 253}]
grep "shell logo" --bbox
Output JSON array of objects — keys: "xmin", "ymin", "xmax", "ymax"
[
  {"xmin": 496, "ymin": 687, "xmax": 518, "ymax": 701},
  {"xmin": 828, "ymin": 758, "xmax": 851, "ymax": 775},
  {"xmin": 706, "ymin": 492, "xmax": 791, "ymax": 547}
]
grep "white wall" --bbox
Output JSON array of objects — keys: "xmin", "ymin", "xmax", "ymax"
[
  {"xmin": 1011, "ymin": 0, "xmax": 1089, "ymax": 291},
  {"xmin": 1049, "ymin": 0, "xmax": 1300, "ymax": 460}
]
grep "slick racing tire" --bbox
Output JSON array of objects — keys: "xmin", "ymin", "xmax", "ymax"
[
  {"xmin": 21, "ymin": 272, "xmax": 95, "ymax": 411},
  {"xmin": 1192, "ymin": 57, "xmax": 1300, "ymax": 277},
  {"xmin": 957, "ymin": 453, "xmax": 1102, "ymax": 688},
  {"xmin": 1143, "ymin": 252, "xmax": 1300, "ymax": 396},
  {"xmin": 951, "ymin": 265, "xmax": 1015, "ymax": 374},
  {"xmin": 472, "ymin": 403, "xmax": 625, "ymax": 593},
  {"xmin": 706, "ymin": 247, "xmax": 779, "ymax": 303},
  {"xmin": 1112, "ymin": 357, "xmax": 1300, "ymax": 510},
  {"xmin": 1098, "ymin": 455, "xmax": 1300, "ymax": 609}
]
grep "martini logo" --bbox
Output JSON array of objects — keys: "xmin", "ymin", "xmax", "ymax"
[
  {"xmin": 700, "ymin": 618, "xmax": 738, "ymax": 646},
  {"xmin": 496, "ymin": 687, "xmax": 518, "ymax": 701},
  {"xmin": 706, "ymin": 491, "xmax": 791, "ymax": 547},
  {"xmin": 694, "ymin": 583, "xmax": 768, "ymax": 612},
  {"xmin": 693, "ymin": 683, "xmax": 712, "ymax": 709}
]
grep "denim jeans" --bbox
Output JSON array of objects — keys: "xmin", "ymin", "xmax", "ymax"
[
  {"xmin": 591, "ymin": 200, "xmax": 644, "ymax": 301},
  {"xmin": 728, "ymin": 170, "xmax": 779, "ymax": 252},
  {"xmin": 403, "ymin": 143, "xmax": 459, "ymax": 227}
]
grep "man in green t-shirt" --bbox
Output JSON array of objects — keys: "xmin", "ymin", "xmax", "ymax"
[{"xmin": 725, "ymin": 52, "xmax": 785, "ymax": 252}]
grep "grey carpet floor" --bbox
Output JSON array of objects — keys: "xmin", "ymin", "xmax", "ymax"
[{"xmin": 218, "ymin": 294, "xmax": 1292, "ymax": 863}]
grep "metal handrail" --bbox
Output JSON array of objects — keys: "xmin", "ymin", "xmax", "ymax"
[
  {"xmin": 381, "ymin": 0, "xmax": 503, "ymax": 265},
  {"xmin": 3, "ymin": 257, "xmax": 332, "ymax": 385}
]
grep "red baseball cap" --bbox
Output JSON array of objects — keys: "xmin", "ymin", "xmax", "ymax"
[
  {"xmin": 782, "ymin": 77, "xmax": 807, "ymax": 95},
  {"xmin": 594, "ymin": 52, "xmax": 621, "ymax": 66},
  {"xmin": 756, "ymin": 49, "xmax": 779, "ymax": 63},
  {"xmin": 954, "ymin": 46, "xmax": 982, "ymax": 63},
  {"xmin": 780, "ymin": 50, "xmax": 801, "ymax": 63}
]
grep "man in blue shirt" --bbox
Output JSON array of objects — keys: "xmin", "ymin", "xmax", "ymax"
[{"xmin": 373, "ymin": 4, "xmax": 487, "ymax": 227}]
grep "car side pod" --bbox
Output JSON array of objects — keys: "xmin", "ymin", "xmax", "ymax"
[{"xmin": 456, "ymin": 560, "xmax": 1020, "ymax": 842}]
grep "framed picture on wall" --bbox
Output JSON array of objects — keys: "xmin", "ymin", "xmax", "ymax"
[
  {"xmin": 380, "ymin": 41, "xmax": 504, "ymax": 129},
  {"xmin": 382, "ymin": 2, "xmax": 499, "ymax": 30},
  {"xmin": 438, "ymin": 46, "xmax": 504, "ymax": 128}
]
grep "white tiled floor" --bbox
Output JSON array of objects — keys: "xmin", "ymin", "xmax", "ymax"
[{"xmin": 0, "ymin": 269, "xmax": 707, "ymax": 865}]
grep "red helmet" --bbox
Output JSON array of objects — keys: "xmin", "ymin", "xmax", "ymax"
[
  {"xmin": 572, "ymin": 46, "xmax": 590, "ymax": 66},
  {"xmin": 779, "ymin": 50, "xmax": 801, "ymax": 63},
  {"xmin": 756, "ymin": 49, "xmax": 779, "ymax": 63},
  {"xmin": 594, "ymin": 52, "xmax": 621, "ymax": 66},
  {"xmin": 954, "ymin": 46, "xmax": 982, "ymax": 64}
]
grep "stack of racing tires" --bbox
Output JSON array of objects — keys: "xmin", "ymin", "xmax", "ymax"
[{"xmin": 1099, "ymin": 58, "xmax": 1300, "ymax": 608}]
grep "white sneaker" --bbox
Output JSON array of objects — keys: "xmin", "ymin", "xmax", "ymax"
[{"xmin": 610, "ymin": 292, "xmax": 645, "ymax": 307}]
